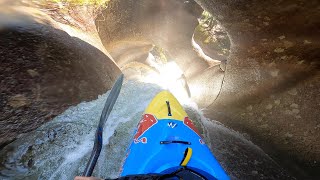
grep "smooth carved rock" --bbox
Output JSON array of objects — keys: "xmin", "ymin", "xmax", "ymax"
[
  {"xmin": 195, "ymin": 0, "xmax": 320, "ymax": 178},
  {"xmin": 0, "ymin": 6, "xmax": 121, "ymax": 148}
]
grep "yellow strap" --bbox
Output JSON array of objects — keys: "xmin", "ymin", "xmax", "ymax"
[{"xmin": 180, "ymin": 147, "xmax": 192, "ymax": 166}]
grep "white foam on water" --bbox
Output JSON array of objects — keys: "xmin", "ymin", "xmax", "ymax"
[
  {"xmin": 0, "ymin": 80, "xmax": 163, "ymax": 180},
  {"xmin": 0, "ymin": 79, "xmax": 286, "ymax": 180}
]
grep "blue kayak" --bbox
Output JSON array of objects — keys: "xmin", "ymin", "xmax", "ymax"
[{"xmin": 120, "ymin": 91, "xmax": 229, "ymax": 180}]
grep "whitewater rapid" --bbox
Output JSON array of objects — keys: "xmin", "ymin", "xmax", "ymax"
[
  {"xmin": 0, "ymin": 80, "xmax": 292, "ymax": 180},
  {"xmin": 0, "ymin": 80, "xmax": 163, "ymax": 179}
]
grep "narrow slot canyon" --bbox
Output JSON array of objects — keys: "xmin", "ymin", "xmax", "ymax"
[{"xmin": 0, "ymin": 0, "xmax": 319, "ymax": 179}]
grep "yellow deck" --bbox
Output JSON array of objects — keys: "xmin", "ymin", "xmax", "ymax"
[{"xmin": 144, "ymin": 91, "xmax": 187, "ymax": 121}]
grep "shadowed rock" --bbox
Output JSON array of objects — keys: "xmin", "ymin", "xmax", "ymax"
[
  {"xmin": 195, "ymin": 0, "xmax": 320, "ymax": 178},
  {"xmin": 0, "ymin": 6, "xmax": 121, "ymax": 148}
]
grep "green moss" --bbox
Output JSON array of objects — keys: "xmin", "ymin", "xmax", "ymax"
[
  {"xmin": 35, "ymin": 0, "xmax": 111, "ymax": 9},
  {"xmin": 153, "ymin": 46, "xmax": 168, "ymax": 64},
  {"xmin": 199, "ymin": 11, "xmax": 217, "ymax": 31},
  {"xmin": 195, "ymin": 10, "xmax": 231, "ymax": 56},
  {"xmin": 51, "ymin": 0, "xmax": 110, "ymax": 6}
]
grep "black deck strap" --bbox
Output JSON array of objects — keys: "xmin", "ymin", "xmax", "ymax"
[
  {"xmin": 113, "ymin": 174, "xmax": 163, "ymax": 180},
  {"xmin": 111, "ymin": 172, "xmax": 180, "ymax": 180},
  {"xmin": 166, "ymin": 101, "xmax": 172, "ymax": 116},
  {"xmin": 112, "ymin": 167, "xmax": 210, "ymax": 180},
  {"xmin": 160, "ymin": 140, "xmax": 191, "ymax": 145}
]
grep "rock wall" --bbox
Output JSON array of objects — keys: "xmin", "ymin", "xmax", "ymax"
[
  {"xmin": 0, "ymin": 5, "xmax": 121, "ymax": 148},
  {"xmin": 195, "ymin": 0, "xmax": 320, "ymax": 178}
]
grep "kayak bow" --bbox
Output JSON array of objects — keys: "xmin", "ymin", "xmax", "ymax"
[{"xmin": 120, "ymin": 90, "xmax": 229, "ymax": 179}]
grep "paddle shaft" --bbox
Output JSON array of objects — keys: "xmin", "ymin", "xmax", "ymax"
[{"xmin": 83, "ymin": 74, "xmax": 124, "ymax": 177}]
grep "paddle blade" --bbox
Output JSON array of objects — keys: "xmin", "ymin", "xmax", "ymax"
[{"xmin": 83, "ymin": 74, "xmax": 124, "ymax": 177}]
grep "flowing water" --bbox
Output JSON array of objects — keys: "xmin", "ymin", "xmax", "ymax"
[
  {"xmin": 0, "ymin": 79, "xmax": 292, "ymax": 180},
  {"xmin": 0, "ymin": 80, "xmax": 161, "ymax": 179}
]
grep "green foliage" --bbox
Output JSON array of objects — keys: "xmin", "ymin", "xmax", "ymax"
[
  {"xmin": 196, "ymin": 11, "xmax": 231, "ymax": 56},
  {"xmin": 52, "ymin": 0, "xmax": 110, "ymax": 6},
  {"xmin": 199, "ymin": 11, "xmax": 217, "ymax": 31},
  {"xmin": 34, "ymin": 0, "xmax": 111, "ymax": 8},
  {"xmin": 153, "ymin": 46, "xmax": 168, "ymax": 64},
  {"xmin": 31, "ymin": 0, "xmax": 111, "ymax": 20}
]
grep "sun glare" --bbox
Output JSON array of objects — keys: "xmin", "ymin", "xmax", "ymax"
[{"xmin": 140, "ymin": 53, "xmax": 190, "ymax": 103}]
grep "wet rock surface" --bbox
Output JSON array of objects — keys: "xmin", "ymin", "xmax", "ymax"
[
  {"xmin": 0, "ymin": 6, "xmax": 121, "ymax": 148},
  {"xmin": 195, "ymin": 0, "xmax": 320, "ymax": 178},
  {"xmin": 202, "ymin": 118, "xmax": 293, "ymax": 179}
]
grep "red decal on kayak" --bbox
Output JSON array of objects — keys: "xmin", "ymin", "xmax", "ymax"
[
  {"xmin": 134, "ymin": 137, "xmax": 148, "ymax": 144},
  {"xmin": 183, "ymin": 117, "xmax": 202, "ymax": 138},
  {"xmin": 141, "ymin": 137, "xmax": 147, "ymax": 143},
  {"xmin": 133, "ymin": 114, "xmax": 157, "ymax": 141}
]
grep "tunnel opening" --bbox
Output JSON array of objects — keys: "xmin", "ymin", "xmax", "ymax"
[
  {"xmin": 94, "ymin": 4, "xmax": 232, "ymax": 106},
  {"xmin": 117, "ymin": 44, "xmax": 191, "ymax": 103}
]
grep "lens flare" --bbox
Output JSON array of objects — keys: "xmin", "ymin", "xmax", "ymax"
[{"xmin": 140, "ymin": 53, "xmax": 190, "ymax": 104}]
